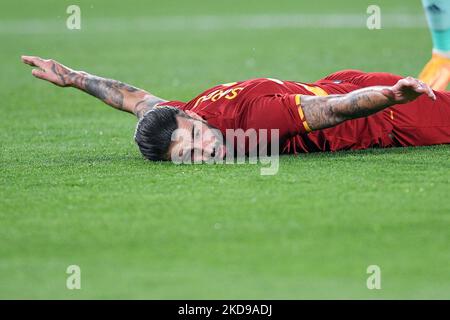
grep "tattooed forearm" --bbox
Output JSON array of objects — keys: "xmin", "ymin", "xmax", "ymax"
[
  {"xmin": 337, "ymin": 86, "xmax": 393, "ymax": 119},
  {"xmin": 83, "ymin": 77, "xmax": 137, "ymax": 110},
  {"xmin": 65, "ymin": 71, "xmax": 166, "ymax": 117},
  {"xmin": 31, "ymin": 57, "xmax": 166, "ymax": 117},
  {"xmin": 301, "ymin": 86, "xmax": 395, "ymax": 131},
  {"xmin": 70, "ymin": 73, "xmax": 139, "ymax": 110}
]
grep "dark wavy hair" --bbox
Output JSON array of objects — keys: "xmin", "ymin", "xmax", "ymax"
[{"xmin": 134, "ymin": 106, "xmax": 186, "ymax": 161}]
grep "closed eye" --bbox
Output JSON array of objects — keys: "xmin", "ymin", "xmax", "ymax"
[{"xmin": 192, "ymin": 125, "xmax": 201, "ymax": 141}]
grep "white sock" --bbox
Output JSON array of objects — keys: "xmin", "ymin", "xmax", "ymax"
[{"xmin": 432, "ymin": 48, "xmax": 450, "ymax": 59}]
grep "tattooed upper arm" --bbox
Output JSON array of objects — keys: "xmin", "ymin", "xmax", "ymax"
[
  {"xmin": 133, "ymin": 96, "xmax": 167, "ymax": 119},
  {"xmin": 70, "ymin": 72, "xmax": 167, "ymax": 117},
  {"xmin": 301, "ymin": 95, "xmax": 345, "ymax": 131},
  {"xmin": 83, "ymin": 77, "xmax": 140, "ymax": 110}
]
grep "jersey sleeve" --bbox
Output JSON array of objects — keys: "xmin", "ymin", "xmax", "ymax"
[
  {"xmin": 322, "ymin": 70, "xmax": 402, "ymax": 87},
  {"xmin": 243, "ymin": 94, "xmax": 311, "ymax": 139},
  {"xmin": 155, "ymin": 100, "xmax": 186, "ymax": 110}
]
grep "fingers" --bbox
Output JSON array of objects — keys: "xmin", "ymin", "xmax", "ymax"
[
  {"xmin": 401, "ymin": 76, "xmax": 436, "ymax": 101},
  {"xmin": 23, "ymin": 55, "xmax": 48, "ymax": 80},
  {"xmin": 31, "ymin": 68, "xmax": 47, "ymax": 80},
  {"xmin": 21, "ymin": 55, "xmax": 35, "ymax": 66},
  {"xmin": 418, "ymin": 80, "xmax": 436, "ymax": 101},
  {"xmin": 413, "ymin": 78, "xmax": 436, "ymax": 101},
  {"xmin": 21, "ymin": 55, "xmax": 46, "ymax": 68}
]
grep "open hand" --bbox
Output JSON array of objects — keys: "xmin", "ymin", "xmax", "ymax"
[{"xmin": 21, "ymin": 55, "xmax": 75, "ymax": 87}]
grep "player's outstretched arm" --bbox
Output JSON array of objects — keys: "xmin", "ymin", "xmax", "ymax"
[
  {"xmin": 301, "ymin": 77, "xmax": 436, "ymax": 131},
  {"xmin": 21, "ymin": 55, "xmax": 166, "ymax": 119}
]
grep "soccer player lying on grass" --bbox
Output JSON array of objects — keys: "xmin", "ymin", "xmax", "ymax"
[{"xmin": 22, "ymin": 55, "xmax": 450, "ymax": 163}]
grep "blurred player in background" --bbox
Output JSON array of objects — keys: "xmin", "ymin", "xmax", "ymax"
[{"xmin": 419, "ymin": 0, "xmax": 450, "ymax": 90}]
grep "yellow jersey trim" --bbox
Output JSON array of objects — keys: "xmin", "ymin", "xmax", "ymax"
[
  {"xmin": 294, "ymin": 94, "xmax": 312, "ymax": 133},
  {"xmin": 297, "ymin": 83, "xmax": 329, "ymax": 96},
  {"xmin": 302, "ymin": 121, "xmax": 312, "ymax": 133}
]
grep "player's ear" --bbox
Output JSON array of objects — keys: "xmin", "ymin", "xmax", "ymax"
[{"xmin": 185, "ymin": 110, "xmax": 203, "ymax": 121}]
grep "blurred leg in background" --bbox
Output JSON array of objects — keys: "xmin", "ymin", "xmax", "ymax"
[{"xmin": 419, "ymin": 0, "xmax": 450, "ymax": 90}]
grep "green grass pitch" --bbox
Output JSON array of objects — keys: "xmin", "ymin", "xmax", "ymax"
[{"xmin": 0, "ymin": 0, "xmax": 449, "ymax": 299}]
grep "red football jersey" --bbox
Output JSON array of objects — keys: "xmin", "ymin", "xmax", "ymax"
[{"xmin": 158, "ymin": 78, "xmax": 326, "ymax": 153}]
